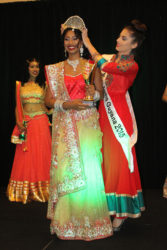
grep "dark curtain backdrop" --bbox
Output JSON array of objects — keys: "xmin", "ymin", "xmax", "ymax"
[{"xmin": 0, "ymin": 0, "xmax": 166, "ymax": 188}]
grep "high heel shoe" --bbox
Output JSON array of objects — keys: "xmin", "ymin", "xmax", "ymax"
[{"xmin": 113, "ymin": 218, "xmax": 127, "ymax": 232}]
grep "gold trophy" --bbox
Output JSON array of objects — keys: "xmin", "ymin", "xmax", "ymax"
[
  {"xmin": 83, "ymin": 79, "xmax": 95, "ymax": 107},
  {"xmin": 83, "ymin": 64, "xmax": 97, "ymax": 107}
]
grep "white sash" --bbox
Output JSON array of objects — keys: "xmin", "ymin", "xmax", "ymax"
[
  {"xmin": 102, "ymin": 54, "xmax": 134, "ymax": 173},
  {"xmin": 103, "ymin": 83, "xmax": 134, "ymax": 173}
]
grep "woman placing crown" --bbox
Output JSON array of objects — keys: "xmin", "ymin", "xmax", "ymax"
[
  {"xmin": 82, "ymin": 20, "xmax": 147, "ymax": 231},
  {"xmin": 45, "ymin": 16, "xmax": 113, "ymax": 241}
]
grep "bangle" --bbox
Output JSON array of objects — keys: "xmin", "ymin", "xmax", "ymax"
[
  {"xmin": 92, "ymin": 52, "xmax": 101, "ymax": 62},
  {"xmin": 93, "ymin": 90, "xmax": 100, "ymax": 101},
  {"xmin": 54, "ymin": 100, "xmax": 66, "ymax": 112},
  {"xmin": 97, "ymin": 58, "xmax": 107, "ymax": 68}
]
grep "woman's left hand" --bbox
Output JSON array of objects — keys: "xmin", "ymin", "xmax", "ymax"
[
  {"xmin": 82, "ymin": 28, "xmax": 90, "ymax": 48},
  {"xmin": 129, "ymin": 134, "xmax": 137, "ymax": 148}
]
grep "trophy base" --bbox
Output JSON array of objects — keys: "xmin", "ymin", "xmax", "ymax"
[{"xmin": 82, "ymin": 99, "xmax": 96, "ymax": 107}]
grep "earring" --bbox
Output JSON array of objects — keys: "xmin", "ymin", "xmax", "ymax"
[
  {"xmin": 80, "ymin": 46, "xmax": 84, "ymax": 57},
  {"xmin": 64, "ymin": 49, "xmax": 67, "ymax": 58}
]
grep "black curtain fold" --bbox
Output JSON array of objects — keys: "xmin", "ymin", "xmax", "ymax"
[{"xmin": 0, "ymin": 0, "xmax": 166, "ymax": 188}]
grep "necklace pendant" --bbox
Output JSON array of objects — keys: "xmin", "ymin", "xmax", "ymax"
[{"xmin": 67, "ymin": 59, "xmax": 79, "ymax": 71}]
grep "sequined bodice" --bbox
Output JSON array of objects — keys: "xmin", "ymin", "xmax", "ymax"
[
  {"xmin": 20, "ymin": 82, "xmax": 45, "ymax": 104},
  {"xmin": 64, "ymin": 74, "xmax": 86, "ymax": 100}
]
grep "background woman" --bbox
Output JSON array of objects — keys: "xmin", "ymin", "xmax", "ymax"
[
  {"xmin": 45, "ymin": 16, "xmax": 112, "ymax": 241},
  {"xmin": 82, "ymin": 19, "xmax": 147, "ymax": 231},
  {"xmin": 7, "ymin": 58, "xmax": 51, "ymax": 204}
]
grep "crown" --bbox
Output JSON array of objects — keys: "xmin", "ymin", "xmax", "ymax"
[{"xmin": 62, "ymin": 15, "xmax": 86, "ymax": 33}]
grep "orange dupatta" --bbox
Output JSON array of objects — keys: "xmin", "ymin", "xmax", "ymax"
[{"xmin": 11, "ymin": 81, "xmax": 27, "ymax": 151}]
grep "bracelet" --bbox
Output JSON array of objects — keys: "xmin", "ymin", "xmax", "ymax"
[
  {"xmin": 97, "ymin": 58, "xmax": 107, "ymax": 68},
  {"xmin": 92, "ymin": 52, "xmax": 101, "ymax": 62},
  {"xmin": 54, "ymin": 100, "xmax": 66, "ymax": 112},
  {"xmin": 93, "ymin": 90, "xmax": 100, "ymax": 101}
]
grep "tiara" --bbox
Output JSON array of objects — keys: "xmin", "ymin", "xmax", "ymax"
[{"xmin": 62, "ymin": 15, "xmax": 86, "ymax": 33}]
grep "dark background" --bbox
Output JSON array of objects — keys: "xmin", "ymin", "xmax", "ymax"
[{"xmin": 0, "ymin": 0, "xmax": 166, "ymax": 189}]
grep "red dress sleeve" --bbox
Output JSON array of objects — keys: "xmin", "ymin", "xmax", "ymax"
[{"xmin": 102, "ymin": 60, "xmax": 139, "ymax": 78}]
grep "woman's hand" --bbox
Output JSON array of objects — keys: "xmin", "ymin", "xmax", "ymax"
[
  {"xmin": 63, "ymin": 99, "xmax": 89, "ymax": 111},
  {"xmin": 60, "ymin": 24, "xmax": 67, "ymax": 35},
  {"xmin": 17, "ymin": 121, "xmax": 27, "ymax": 133},
  {"xmin": 129, "ymin": 134, "xmax": 137, "ymax": 148},
  {"xmin": 85, "ymin": 84, "xmax": 95, "ymax": 97},
  {"xmin": 82, "ymin": 28, "xmax": 91, "ymax": 48},
  {"xmin": 162, "ymin": 85, "xmax": 167, "ymax": 102}
]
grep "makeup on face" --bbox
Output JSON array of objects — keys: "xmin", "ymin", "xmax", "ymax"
[
  {"xmin": 116, "ymin": 28, "xmax": 136, "ymax": 55},
  {"xmin": 28, "ymin": 61, "xmax": 40, "ymax": 78},
  {"xmin": 64, "ymin": 30, "xmax": 82, "ymax": 54}
]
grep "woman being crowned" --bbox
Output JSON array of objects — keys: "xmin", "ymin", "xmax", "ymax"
[{"xmin": 45, "ymin": 15, "xmax": 112, "ymax": 241}]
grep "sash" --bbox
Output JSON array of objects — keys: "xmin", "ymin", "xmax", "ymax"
[
  {"xmin": 102, "ymin": 55, "xmax": 137, "ymax": 173},
  {"xmin": 103, "ymin": 83, "xmax": 134, "ymax": 173},
  {"xmin": 45, "ymin": 60, "xmax": 94, "ymax": 198},
  {"xmin": 125, "ymin": 91, "xmax": 138, "ymax": 147}
]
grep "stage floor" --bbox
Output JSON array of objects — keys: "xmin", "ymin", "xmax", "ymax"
[{"xmin": 0, "ymin": 188, "xmax": 167, "ymax": 250}]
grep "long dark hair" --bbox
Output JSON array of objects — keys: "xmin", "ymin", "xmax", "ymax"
[
  {"xmin": 124, "ymin": 19, "xmax": 147, "ymax": 54},
  {"xmin": 61, "ymin": 27, "xmax": 90, "ymax": 59},
  {"xmin": 21, "ymin": 58, "xmax": 45, "ymax": 88}
]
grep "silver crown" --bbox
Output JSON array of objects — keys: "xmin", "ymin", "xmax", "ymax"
[{"xmin": 63, "ymin": 15, "xmax": 86, "ymax": 32}]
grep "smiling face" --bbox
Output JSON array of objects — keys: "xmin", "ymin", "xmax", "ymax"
[
  {"xmin": 116, "ymin": 28, "xmax": 138, "ymax": 55},
  {"xmin": 28, "ymin": 61, "xmax": 40, "ymax": 80},
  {"xmin": 64, "ymin": 29, "xmax": 83, "ymax": 57}
]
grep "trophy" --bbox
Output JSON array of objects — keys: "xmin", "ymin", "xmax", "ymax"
[
  {"xmin": 82, "ymin": 65, "xmax": 97, "ymax": 107},
  {"xmin": 82, "ymin": 80, "xmax": 95, "ymax": 107}
]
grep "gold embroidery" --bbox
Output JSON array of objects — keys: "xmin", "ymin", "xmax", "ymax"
[
  {"xmin": 20, "ymin": 82, "xmax": 45, "ymax": 104},
  {"xmin": 24, "ymin": 110, "xmax": 46, "ymax": 118},
  {"xmin": 7, "ymin": 179, "xmax": 49, "ymax": 204}
]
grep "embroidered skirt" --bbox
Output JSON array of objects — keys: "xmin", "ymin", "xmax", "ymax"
[
  {"xmin": 47, "ymin": 109, "xmax": 112, "ymax": 241},
  {"xmin": 7, "ymin": 114, "xmax": 51, "ymax": 204}
]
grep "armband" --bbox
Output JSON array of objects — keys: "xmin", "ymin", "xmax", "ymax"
[
  {"xmin": 97, "ymin": 58, "xmax": 107, "ymax": 68},
  {"xmin": 93, "ymin": 90, "xmax": 100, "ymax": 101}
]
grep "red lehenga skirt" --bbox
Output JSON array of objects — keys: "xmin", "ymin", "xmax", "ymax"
[
  {"xmin": 99, "ymin": 96, "xmax": 145, "ymax": 218},
  {"xmin": 7, "ymin": 114, "xmax": 51, "ymax": 204}
]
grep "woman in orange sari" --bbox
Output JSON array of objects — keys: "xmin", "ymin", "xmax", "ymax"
[{"xmin": 7, "ymin": 58, "xmax": 51, "ymax": 204}]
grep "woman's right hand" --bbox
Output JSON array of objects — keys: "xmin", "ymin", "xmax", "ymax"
[
  {"xmin": 63, "ymin": 99, "xmax": 89, "ymax": 111},
  {"xmin": 17, "ymin": 121, "xmax": 27, "ymax": 133}
]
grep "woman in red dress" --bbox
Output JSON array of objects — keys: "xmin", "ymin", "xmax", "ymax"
[
  {"xmin": 7, "ymin": 58, "xmax": 51, "ymax": 204},
  {"xmin": 82, "ymin": 20, "xmax": 147, "ymax": 231}
]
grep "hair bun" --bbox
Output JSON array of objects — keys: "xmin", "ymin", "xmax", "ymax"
[{"xmin": 131, "ymin": 19, "xmax": 147, "ymax": 33}]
